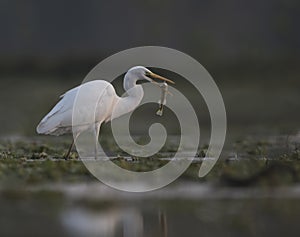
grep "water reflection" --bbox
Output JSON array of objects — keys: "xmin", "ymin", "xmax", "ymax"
[
  {"xmin": 62, "ymin": 208, "xmax": 142, "ymax": 237},
  {"xmin": 62, "ymin": 207, "xmax": 167, "ymax": 237},
  {"xmin": 60, "ymin": 198, "xmax": 300, "ymax": 237},
  {"xmin": 2, "ymin": 188, "xmax": 300, "ymax": 237}
]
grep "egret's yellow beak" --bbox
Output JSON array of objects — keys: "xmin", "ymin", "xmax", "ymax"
[{"xmin": 146, "ymin": 72, "xmax": 175, "ymax": 84}]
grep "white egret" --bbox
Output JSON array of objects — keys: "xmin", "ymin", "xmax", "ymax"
[{"xmin": 36, "ymin": 66, "xmax": 174, "ymax": 158}]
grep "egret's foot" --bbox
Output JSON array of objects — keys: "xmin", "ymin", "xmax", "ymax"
[
  {"xmin": 63, "ymin": 152, "xmax": 78, "ymax": 160},
  {"xmin": 63, "ymin": 152, "xmax": 71, "ymax": 160}
]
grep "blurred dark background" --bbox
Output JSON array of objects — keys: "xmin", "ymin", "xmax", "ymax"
[{"xmin": 0, "ymin": 0, "xmax": 299, "ymax": 137}]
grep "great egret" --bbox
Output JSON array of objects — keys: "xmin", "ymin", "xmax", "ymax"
[{"xmin": 37, "ymin": 66, "xmax": 174, "ymax": 158}]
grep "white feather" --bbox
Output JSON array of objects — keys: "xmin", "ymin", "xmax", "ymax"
[{"xmin": 36, "ymin": 80, "xmax": 117, "ymax": 136}]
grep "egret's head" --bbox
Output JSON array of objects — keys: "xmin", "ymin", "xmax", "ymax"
[{"xmin": 126, "ymin": 66, "xmax": 175, "ymax": 85}]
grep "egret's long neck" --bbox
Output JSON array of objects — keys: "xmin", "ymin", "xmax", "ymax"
[{"xmin": 111, "ymin": 75, "xmax": 144, "ymax": 119}]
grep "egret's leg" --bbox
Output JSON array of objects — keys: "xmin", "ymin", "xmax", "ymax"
[
  {"xmin": 94, "ymin": 122, "xmax": 101, "ymax": 159},
  {"xmin": 64, "ymin": 133, "xmax": 80, "ymax": 159},
  {"xmin": 64, "ymin": 140, "xmax": 74, "ymax": 159}
]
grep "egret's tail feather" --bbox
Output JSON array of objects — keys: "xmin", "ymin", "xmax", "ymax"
[{"xmin": 36, "ymin": 114, "xmax": 71, "ymax": 136}]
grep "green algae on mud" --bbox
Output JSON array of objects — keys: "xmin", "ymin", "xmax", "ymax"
[
  {"xmin": 0, "ymin": 136, "xmax": 299, "ymax": 187},
  {"xmin": 0, "ymin": 159, "xmax": 92, "ymax": 185}
]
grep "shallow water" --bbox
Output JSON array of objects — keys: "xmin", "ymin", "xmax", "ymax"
[{"xmin": 2, "ymin": 181, "xmax": 300, "ymax": 237}]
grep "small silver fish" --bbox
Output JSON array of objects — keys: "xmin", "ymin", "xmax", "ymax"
[{"xmin": 156, "ymin": 82, "xmax": 168, "ymax": 116}]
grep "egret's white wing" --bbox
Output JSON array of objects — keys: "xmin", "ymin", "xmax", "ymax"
[{"xmin": 36, "ymin": 80, "xmax": 117, "ymax": 135}]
